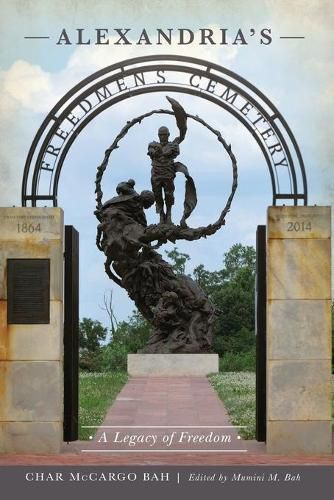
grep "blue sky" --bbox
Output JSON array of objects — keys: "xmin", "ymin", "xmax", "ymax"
[{"xmin": 0, "ymin": 0, "xmax": 333, "ymax": 326}]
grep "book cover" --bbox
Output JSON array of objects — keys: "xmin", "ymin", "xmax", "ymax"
[{"xmin": 0, "ymin": 0, "xmax": 333, "ymax": 498}]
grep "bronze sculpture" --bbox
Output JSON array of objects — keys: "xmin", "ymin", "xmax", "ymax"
[
  {"xmin": 148, "ymin": 125, "xmax": 178, "ymax": 224},
  {"xmin": 96, "ymin": 178, "xmax": 215, "ymax": 352},
  {"xmin": 147, "ymin": 97, "xmax": 197, "ymax": 226},
  {"xmin": 95, "ymin": 97, "xmax": 238, "ymax": 353}
]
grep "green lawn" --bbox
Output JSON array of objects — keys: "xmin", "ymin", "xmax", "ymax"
[
  {"xmin": 79, "ymin": 371, "xmax": 128, "ymax": 440},
  {"xmin": 209, "ymin": 372, "xmax": 256, "ymax": 439},
  {"xmin": 209, "ymin": 372, "xmax": 334, "ymax": 440}
]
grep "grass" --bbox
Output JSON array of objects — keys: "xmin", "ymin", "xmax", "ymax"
[
  {"xmin": 209, "ymin": 372, "xmax": 256, "ymax": 439},
  {"xmin": 79, "ymin": 371, "xmax": 128, "ymax": 440},
  {"xmin": 209, "ymin": 372, "xmax": 334, "ymax": 440}
]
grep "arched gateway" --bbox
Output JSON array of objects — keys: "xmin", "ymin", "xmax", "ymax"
[
  {"xmin": 1, "ymin": 56, "xmax": 331, "ymax": 457},
  {"xmin": 21, "ymin": 54, "xmax": 307, "ymax": 207}
]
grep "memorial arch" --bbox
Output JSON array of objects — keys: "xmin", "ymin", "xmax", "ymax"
[{"xmin": 21, "ymin": 54, "xmax": 307, "ymax": 207}]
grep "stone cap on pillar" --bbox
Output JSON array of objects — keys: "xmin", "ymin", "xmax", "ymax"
[
  {"xmin": 267, "ymin": 206, "xmax": 331, "ymax": 240},
  {"xmin": 0, "ymin": 207, "xmax": 64, "ymax": 242}
]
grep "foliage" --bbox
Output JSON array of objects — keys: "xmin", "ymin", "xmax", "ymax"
[
  {"xmin": 102, "ymin": 312, "xmax": 150, "ymax": 371},
  {"xmin": 213, "ymin": 327, "xmax": 255, "ymax": 357},
  {"xmin": 223, "ymin": 244, "xmax": 256, "ymax": 282},
  {"xmin": 165, "ymin": 247, "xmax": 190, "ymax": 276},
  {"xmin": 213, "ymin": 244, "xmax": 256, "ymax": 338},
  {"xmin": 194, "ymin": 244, "xmax": 256, "ymax": 368},
  {"xmin": 79, "ymin": 318, "xmax": 107, "ymax": 352},
  {"xmin": 209, "ymin": 372, "xmax": 256, "ymax": 439},
  {"xmin": 193, "ymin": 264, "xmax": 224, "ymax": 297},
  {"xmin": 218, "ymin": 348, "xmax": 256, "ymax": 372},
  {"xmin": 193, "ymin": 244, "xmax": 256, "ymax": 337},
  {"xmin": 79, "ymin": 371, "xmax": 128, "ymax": 440},
  {"xmin": 79, "ymin": 351, "xmax": 105, "ymax": 372},
  {"xmin": 332, "ymin": 301, "xmax": 334, "ymax": 372},
  {"xmin": 332, "ymin": 376, "xmax": 334, "ymax": 421},
  {"xmin": 111, "ymin": 311, "xmax": 150, "ymax": 351},
  {"xmin": 102, "ymin": 344, "xmax": 129, "ymax": 372},
  {"xmin": 79, "ymin": 318, "xmax": 108, "ymax": 371}
]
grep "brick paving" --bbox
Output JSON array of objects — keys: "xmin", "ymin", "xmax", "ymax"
[{"xmin": 0, "ymin": 377, "xmax": 333, "ymax": 465}]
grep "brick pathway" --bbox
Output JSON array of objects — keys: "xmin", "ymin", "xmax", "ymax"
[
  {"xmin": 78, "ymin": 377, "xmax": 263, "ymax": 453},
  {"xmin": 0, "ymin": 377, "xmax": 333, "ymax": 465}
]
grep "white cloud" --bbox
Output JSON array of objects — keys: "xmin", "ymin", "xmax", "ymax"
[
  {"xmin": 1, "ymin": 60, "xmax": 53, "ymax": 114},
  {"xmin": 0, "ymin": 26, "xmax": 238, "ymax": 116}
]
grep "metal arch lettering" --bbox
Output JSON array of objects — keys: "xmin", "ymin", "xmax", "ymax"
[
  {"xmin": 21, "ymin": 54, "xmax": 308, "ymax": 207},
  {"xmin": 53, "ymin": 84, "xmax": 276, "ymax": 206}
]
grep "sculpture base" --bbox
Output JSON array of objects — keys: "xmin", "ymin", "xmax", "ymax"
[{"xmin": 127, "ymin": 354, "xmax": 219, "ymax": 376}]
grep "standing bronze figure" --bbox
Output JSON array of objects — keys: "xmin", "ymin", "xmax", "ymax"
[
  {"xmin": 148, "ymin": 125, "xmax": 178, "ymax": 224},
  {"xmin": 148, "ymin": 97, "xmax": 197, "ymax": 227}
]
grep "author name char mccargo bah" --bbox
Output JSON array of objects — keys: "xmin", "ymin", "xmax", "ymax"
[
  {"xmin": 25, "ymin": 471, "xmax": 302, "ymax": 483},
  {"xmin": 33, "ymin": 27, "xmax": 274, "ymax": 45}
]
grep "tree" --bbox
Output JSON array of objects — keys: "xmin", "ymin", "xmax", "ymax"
[
  {"xmin": 79, "ymin": 318, "xmax": 107, "ymax": 352},
  {"xmin": 193, "ymin": 264, "xmax": 224, "ymax": 298},
  {"xmin": 165, "ymin": 247, "xmax": 190, "ymax": 276},
  {"xmin": 79, "ymin": 318, "xmax": 108, "ymax": 371},
  {"xmin": 211, "ymin": 245, "xmax": 256, "ymax": 362},
  {"xmin": 194, "ymin": 244, "xmax": 256, "ymax": 361},
  {"xmin": 102, "ymin": 312, "xmax": 150, "ymax": 371},
  {"xmin": 110, "ymin": 311, "xmax": 150, "ymax": 352},
  {"xmin": 223, "ymin": 243, "xmax": 256, "ymax": 282},
  {"xmin": 99, "ymin": 290, "xmax": 118, "ymax": 339}
]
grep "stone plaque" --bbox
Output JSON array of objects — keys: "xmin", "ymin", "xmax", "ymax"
[
  {"xmin": 267, "ymin": 206, "xmax": 331, "ymax": 239},
  {"xmin": 7, "ymin": 259, "xmax": 50, "ymax": 324},
  {"xmin": 0, "ymin": 208, "xmax": 63, "ymax": 241}
]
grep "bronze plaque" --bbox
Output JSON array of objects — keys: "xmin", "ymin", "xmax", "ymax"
[{"xmin": 7, "ymin": 259, "xmax": 50, "ymax": 324}]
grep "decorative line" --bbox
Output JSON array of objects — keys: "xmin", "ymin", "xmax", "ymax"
[
  {"xmin": 81, "ymin": 425, "xmax": 247, "ymax": 428},
  {"xmin": 24, "ymin": 36, "xmax": 50, "ymax": 39},
  {"xmin": 279, "ymin": 36, "xmax": 305, "ymax": 39},
  {"xmin": 81, "ymin": 450, "xmax": 248, "ymax": 453}
]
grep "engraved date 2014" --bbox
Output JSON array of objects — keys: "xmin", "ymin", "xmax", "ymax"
[{"xmin": 287, "ymin": 221, "xmax": 312, "ymax": 232}]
